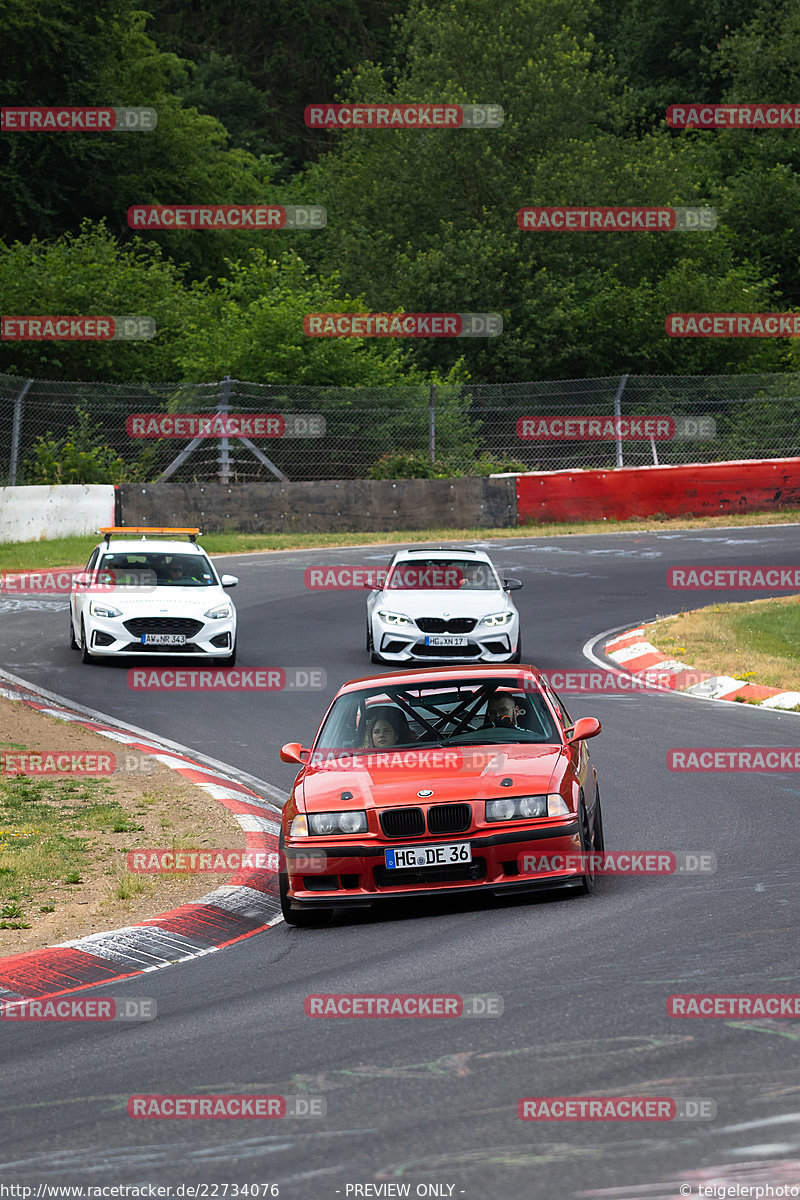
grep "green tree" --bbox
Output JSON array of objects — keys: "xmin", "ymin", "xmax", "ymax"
[
  {"xmin": 0, "ymin": 221, "xmax": 192, "ymax": 379},
  {"xmin": 0, "ymin": 0, "xmax": 280, "ymax": 280},
  {"xmin": 146, "ymin": 0, "xmax": 409, "ymax": 170},
  {"xmin": 303, "ymin": 0, "xmax": 786, "ymax": 380}
]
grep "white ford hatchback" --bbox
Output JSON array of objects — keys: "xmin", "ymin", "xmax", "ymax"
[{"xmin": 69, "ymin": 527, "xmax": 238, "ymax": 665}]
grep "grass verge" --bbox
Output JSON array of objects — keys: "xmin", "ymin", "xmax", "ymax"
[
  {"xmin": 0, "ymin": 695, "xmax": 249, "ymax": 954},
  {"xmin": 1, "ymin": 508, "xmax": 799, "ymax": 571},
  {"xmin": 643, "ymin": 595, "xmax": 800, "ymax": 696}
]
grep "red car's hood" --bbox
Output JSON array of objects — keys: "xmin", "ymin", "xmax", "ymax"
[{"xmin": 297, "ymin": 743, "xmax": 564, "ymax": 809}]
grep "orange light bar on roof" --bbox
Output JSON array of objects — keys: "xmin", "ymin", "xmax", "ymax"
[
  {"xmin": 98, "ymin": 526, "xmax": 202, "ymax": 542},
  {"xmin": 99, "ymin": 527, "xmax": 201, "ymax": 535}
]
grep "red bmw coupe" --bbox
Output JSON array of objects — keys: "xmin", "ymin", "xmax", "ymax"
[{"xmin": 279, "ymin": 664, "xmax": 604, "ymax": 925}]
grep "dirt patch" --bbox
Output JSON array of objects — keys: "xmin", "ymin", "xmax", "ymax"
[{"xmin": 0, "ymin": 693, "xmax": 254, "ymax": 957}]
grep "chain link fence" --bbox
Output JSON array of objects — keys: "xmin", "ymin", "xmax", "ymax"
[{"xmin": 2, "ymin": 372, "xmax": 800, "ymax": 484}]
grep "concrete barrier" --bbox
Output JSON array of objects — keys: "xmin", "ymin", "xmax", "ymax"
[
  {"xmin": 6, "ymin": 460, "xmax": 794, "ymax": 544},
  {"xmin": 0, "ymin": 484, "xmax": 116, "ymax": 545},
  {"xmin": 514, "ymin": 457, "xmax": 800, "ymax": 523},
  {"xmin": 119, "ymin": 478, "xmax": 518, "ymax": 532}
]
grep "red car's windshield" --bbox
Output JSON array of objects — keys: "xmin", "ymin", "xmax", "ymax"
[{"xmin": 314, "ymin": 677, "xmax": 561, "ymax": 752}]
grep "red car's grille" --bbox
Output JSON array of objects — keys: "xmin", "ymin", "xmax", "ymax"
[
  {"xmin": 373, "ymin": 859, "xmax": 486, "ymax": 887},
  {"xmin": 426, "ymin": 803, "xmax": 472, "ymax": 834},
  {"xmin": 378, "ymin": 803, "xmax": 473, "ymax": 838},
  {"xmin": 379, "ymin": 808, "xmax": 426, "ymax": 839}
]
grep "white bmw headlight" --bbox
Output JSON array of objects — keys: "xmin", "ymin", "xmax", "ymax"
[
  {"xmin": 377, "ymin": 610, "xmax": 413, "ymax": 626},
  {"xmin": 481, "ymin": 611, "xmax": 513, "ymax": 626},
  {"xmin": 204, "ymin": 602, "xmax": 233, "ymax": 620},
  {"xmin": 89, "ymin": 601, "xmax": 122, "ymax": 618}
]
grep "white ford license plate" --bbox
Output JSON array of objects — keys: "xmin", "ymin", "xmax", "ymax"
[
  {"xmin": 425, "ymin": 635, "xmax": 468, "ymax": 646},
  {"xmin": 385, "ymin": 842, "xmax": 472, "ymax": 869},
  {"xmin": 142, "ymin": 634, "xmax": 186, "ymax": 645}
]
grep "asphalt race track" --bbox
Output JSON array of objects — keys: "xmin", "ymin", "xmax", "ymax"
[{"xmin": 1, "ymin": 525, "xmax": 799, "ymax": 1198}]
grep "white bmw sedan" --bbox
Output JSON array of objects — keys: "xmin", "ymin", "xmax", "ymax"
[
  {"xmin": 69, "ymin": 528, "xmax": 238, "ymax": 665},
  {"xmin": 366, "ymin": 548, "xmax": 522, "ymax": 665}
]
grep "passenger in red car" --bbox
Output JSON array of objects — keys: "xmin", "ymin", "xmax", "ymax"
[{"xmin": 361, "ymin": 707, "xmax": 413, "ymax": 747}]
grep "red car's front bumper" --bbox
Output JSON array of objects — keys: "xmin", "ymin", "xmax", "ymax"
[{"xmin": 284, "ymin": 818, "xmax": 583, "ymax": 909}]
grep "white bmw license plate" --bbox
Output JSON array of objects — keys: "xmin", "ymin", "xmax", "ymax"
[
  {"xmin": 425, "ymin": 635, "xmax": 468, "ymax": 647},
  {"xmin": 142, "ymin": 634, "xmax": 186, "ymax": 645},
  {"xmin": 385, "ymin": 842, "xmax": 472, "ymax": 869}
]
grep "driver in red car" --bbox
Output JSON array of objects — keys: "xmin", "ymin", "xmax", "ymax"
[{"xmin": 484, "ymin": 691, "xmax": 524, "ymax": 729}]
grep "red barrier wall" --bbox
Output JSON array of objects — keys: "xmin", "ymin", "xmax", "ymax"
[{"xmin": 515, "ymin": 457, "xmax": 800, "ymax": 523}]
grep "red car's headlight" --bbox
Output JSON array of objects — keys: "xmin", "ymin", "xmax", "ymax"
[
  {"xmin": 291, "ymin": 811, "xmax": 368, "ymax": 836},
  {"xmin": 485, "ymin": 794, "xmax": 568, "ymax": 820}
]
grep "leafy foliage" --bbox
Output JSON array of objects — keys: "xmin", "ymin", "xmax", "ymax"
[
  {"xmin": 2, "ymin": 0, "xmax": 800, "ymax": 394},
  {"xmin": 22, "ymin": 405, "xmax": 154, "ymax": 483}
]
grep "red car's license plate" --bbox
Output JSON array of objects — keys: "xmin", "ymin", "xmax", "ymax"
[{"xmin": 385, "ymin": 842, "xmax": 472, "ymax": 869}]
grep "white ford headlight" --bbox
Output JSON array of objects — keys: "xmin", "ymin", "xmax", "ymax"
[
  {"xmin": 204, "ymin": 602, "xmax": 233, "ymax": 619},
  {"xmin": 89, "ymin": 601, "xmax": 122, "ymax": 618}
]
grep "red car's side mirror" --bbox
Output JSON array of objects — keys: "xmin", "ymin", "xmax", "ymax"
[
  {"xmin": 280, "ymin": 742, "xmax": 310, "ymax": 764},
  {"xmin": 567, "ymin": 717, "xmax": 601, "ymax": 742}
]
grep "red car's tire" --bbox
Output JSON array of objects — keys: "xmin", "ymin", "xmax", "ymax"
[
  {"xmin": 592, "ymin": 790, "xmax": 605, "ymax": 854},
  {"xmin": 576, "ymin": 798, "xmax": 596, "ymax": 895}
]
